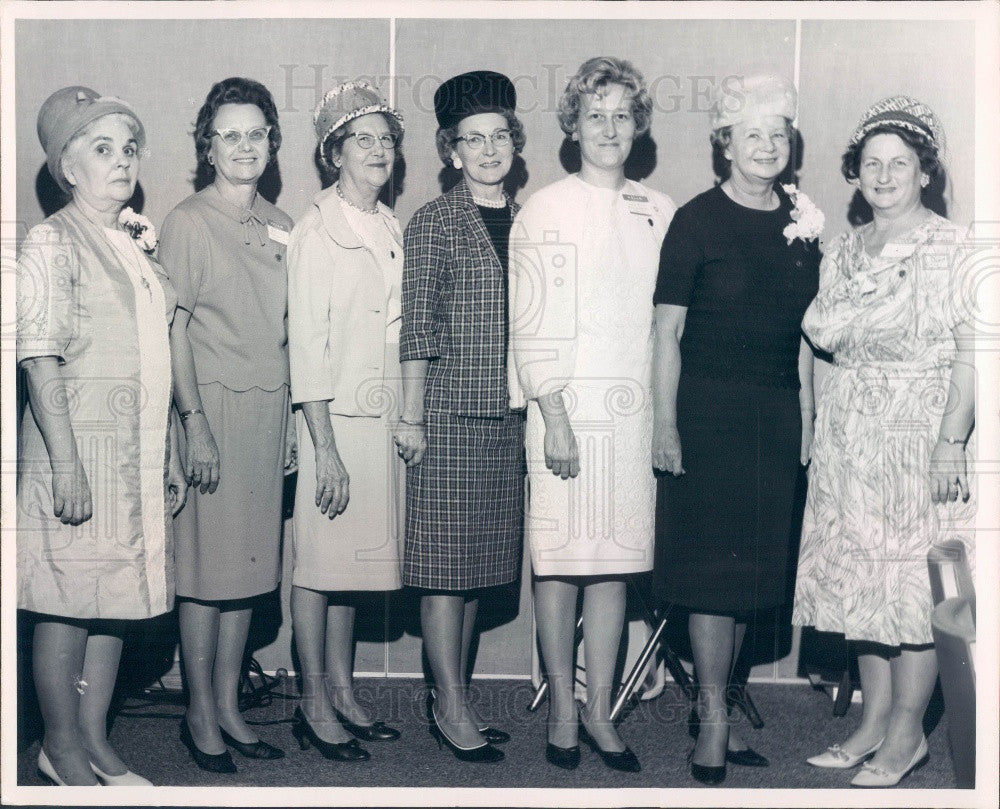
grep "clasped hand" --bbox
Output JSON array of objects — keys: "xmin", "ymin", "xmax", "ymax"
[
  {"xmin": 183, "ymin": 414, "xmax": 220, "ymax": 494},
  {"xmin": 544, "ymin": 419, "xmax": 579, "ymax": 479},
  {"xmin": 929, "ymin": 441, "xmax": 970, "ymax": 504},
  {"xmin": 51, "ymin": 456, "xmax": 92, "ymax": 525},
  {"xmin": 314, "ymin": 442, "xmax": 350, "ymax": 517},
  {"xmin": 393, "ymin": 421, "xmax": 427, "ymax": 467},
  {"xmin": 652, "ymin": 423, "xmax": 684, "ymax": 476}
]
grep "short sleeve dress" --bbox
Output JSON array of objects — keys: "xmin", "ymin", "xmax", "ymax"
[
  {"xmin": 653, "ymin": 184, "xmax": 820, "ymax": 613},
  {"xmin": 509, "ymin": 175, "xmax": 675, "ymax": 576},
  {"xmin": 158, "ymin": 185, "xmax": 293, "ymax": 601},
  {"xmin": 17, "ymin": 203, "xmax": 176, "ymax": 619},
  {"xmin": 792, "ymin": 214, "xmax": 976, "ymax": 646}
]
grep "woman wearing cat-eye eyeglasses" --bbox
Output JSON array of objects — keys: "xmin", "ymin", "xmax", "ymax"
[{"xmin": 159, "ymin": 77, "xmax": 296, "ymax": 772}]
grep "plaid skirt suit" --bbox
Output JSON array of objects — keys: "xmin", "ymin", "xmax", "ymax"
[{"xmin": 399, "ymin": 180, "xmax": 526, "ymax": 591}]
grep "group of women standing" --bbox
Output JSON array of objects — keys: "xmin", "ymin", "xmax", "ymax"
[{"xmin": 16, "ymin": 55, "xmax": 975, "ymax": 789}]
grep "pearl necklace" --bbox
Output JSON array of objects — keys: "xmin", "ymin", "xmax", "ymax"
[
  {"xmin": 336, "ymin": 182, "xmax": 379, "ymax": 215},
  {"xmin": 471, "ymin": 194, "xmax": 507, "ymax": 209}
]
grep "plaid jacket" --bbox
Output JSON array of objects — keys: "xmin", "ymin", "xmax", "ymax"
[{"xmin": 400, "ymin": 179, "xmax": 520, "ymax": 417}]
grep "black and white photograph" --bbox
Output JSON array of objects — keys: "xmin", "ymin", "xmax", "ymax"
[{"xmin": 1, "ymin": 1, "xmax": 997, "ymax": 806}]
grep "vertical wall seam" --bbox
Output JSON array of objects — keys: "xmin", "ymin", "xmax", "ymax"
[
  {"xmin": 387, "ymin": 17, "xmax": 396, "ymax": 675},
  {"xmin": 793, "ymin": 17, "xmax": 802, "ymax": 100},
  {"xmin": 388, "ymin": 16, "xmax": 396, "ymax": 107}
]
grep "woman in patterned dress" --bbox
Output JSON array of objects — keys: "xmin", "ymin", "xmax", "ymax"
[
  {"xmin": 793, "ymin": 97, "xmax": 976, "ymax": 788},
  {"xmin": 18, "ymin": 86, "xmax": 185, "ymax": 785},
  {"xmin": 509, "ymin": 56, "xmax": 674, "ymax": 774},
  {"xmin": 395, "ymin": 71, "xmax": 526, "ymax": 763}
]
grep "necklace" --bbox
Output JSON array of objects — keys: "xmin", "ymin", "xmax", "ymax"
[
  {"xmin": 471, "ymin": 194, "xmax": 507, "ymax": 209},
  {"xmin": 336, "ymin": 182, "xmax": 379, "ymax": 215}
]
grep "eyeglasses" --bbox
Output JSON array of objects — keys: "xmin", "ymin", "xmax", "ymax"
[
  {"xmin": 451, "ymin": 129, "xmax": 513, "ymax": 150},
  {"xmin": 344, "ymin": 132, "xmax": 399, "ymax": 150},
  {"xmin": 210, "ymin": 126, "xmax": 272, "ymax": 147}
]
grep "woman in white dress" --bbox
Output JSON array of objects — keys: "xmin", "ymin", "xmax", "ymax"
[
  {"xmin": 509, "ymin": 56, "xmax": 674, "ymax": 773},
  {"xmin": 286, "ymin": 82, "xmax": 406, "ymax": 761}
]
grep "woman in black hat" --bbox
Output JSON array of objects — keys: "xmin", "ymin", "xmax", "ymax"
[{"xmin": 395, "ymin": 70, "xmax": 527, "ymax": 764}]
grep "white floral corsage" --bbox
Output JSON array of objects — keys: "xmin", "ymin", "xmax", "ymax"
[
  {"xmin": 118, "ymin": 207, "xmax": 158, "ymax": 254},
  {"xmin": 781, "ymin": 184, "xmax": 824, "ymax": 245}
]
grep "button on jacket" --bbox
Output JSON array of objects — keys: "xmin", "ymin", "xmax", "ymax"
[
  {"xmin": 399, "ymin": 179, "xmax": 520, "ymax": 418},
  {"xmin": 288, "ymin": 185, "xmax": 404, "ymax": 416}
]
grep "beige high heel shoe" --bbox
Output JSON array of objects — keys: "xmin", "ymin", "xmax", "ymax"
[
  {"xmin": 806, "ymin": 737, "xmax": 883, "ymax": 769},
  {"xmin": 90, "ymin": 760, "xmax": 153, "ymax": 786},
  {"xmin": 850, "ymin": 737, "xmax": 929, "ymax": 788}
]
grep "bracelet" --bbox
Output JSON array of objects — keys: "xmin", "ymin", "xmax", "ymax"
[
  {"xmin": 399, "ymin": 418, "xmax": 425, "ymax": 427},
  {"xmin": 179, "ymin": 408, "xmax": 204, "ymax": 421},
  {"xmin": 938, "ymin": 436, "xmax": 967, "ymax": 446}
]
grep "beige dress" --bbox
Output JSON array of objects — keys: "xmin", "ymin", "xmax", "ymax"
[
  {"xmin": 158, "ymin": 187, "xmax": 293, "ymax": 601},
  {"xmin": 17, "ymin": 204, "xmax": 175, "ymax": 619},
  {"xmin": 288, "ymin": 190, "xmax": 404, "ymax": 591}
]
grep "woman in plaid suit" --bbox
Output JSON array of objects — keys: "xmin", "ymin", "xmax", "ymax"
[{"xmin": 395, "ymin": 71, "xmax": 526, "ymax": 763}]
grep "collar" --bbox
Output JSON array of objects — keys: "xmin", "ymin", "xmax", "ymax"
[
  {"xmin": 202, "ymin": 183, "xmax": 269, "ymax": 246},
  {"xmin": 446, "ymin": 177, "xmax": 514, "ymax": 211},
  {"xmin": 314, "ymin": 184, "xmax": 398, "ymax": 250}
]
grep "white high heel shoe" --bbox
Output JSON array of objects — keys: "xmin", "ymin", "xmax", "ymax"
[
  {"xmin": 37, "ymin": 748, "xmax": 66, "ymax": 785},
  {"xmin": 851, "ymin": 736, "xmax": 929, "ymax": 788},
  {"xmin": 807, "ymin": 737, "xmax": 884, "ymax": 769},
  {"xmin": 90, "ymin": 761, "xmax": 153, "ymax": 786}
]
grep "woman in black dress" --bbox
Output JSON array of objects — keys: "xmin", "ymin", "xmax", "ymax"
[{"xmin": 651, "ymin": 74, "xmax": 821, "ymax": 784}]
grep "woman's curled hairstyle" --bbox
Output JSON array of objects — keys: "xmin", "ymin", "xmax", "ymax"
[
  {"xmin": 557, "ymin": 56, "xmax": 653, "ymax": 137},
  {"xmin": 320, "ymin": 114, "xmax": 405, "ymax": 184},
  {"xmin": 434, "ymin": 110, "xmax": 526, "ymax": 166},
  {"xmin": 194, "ymin": 77, "xmax": 282, "ymax": 179},
  {"xmin": 841, "ymin": 123, "xmax": 943, "ymax": 187}
]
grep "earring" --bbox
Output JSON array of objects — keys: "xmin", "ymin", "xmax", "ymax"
[
  {"xmin": 921, "ymin": 175, "xmax": 929, "ymax": 188},
  {"xmin": 451, "ymin": 154, "xmax": 462, "ymax": 170},
  {"xmin": 208, "ymin": 155, "xmax": 214, "ymax": 166}
]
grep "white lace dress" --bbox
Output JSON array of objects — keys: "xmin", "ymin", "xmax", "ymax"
[{"xmin": 510, "ymin": 175, "xmax": 675, "ymax": 576}]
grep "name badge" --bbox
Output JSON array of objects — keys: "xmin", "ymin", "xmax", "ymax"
[
  {"xmin": 267, "ymin": 222, "xmax": 289, "ymax": 245},
  {"xmin": 622, "ymin": 194, "xmax": 649, "ymax": 203}
]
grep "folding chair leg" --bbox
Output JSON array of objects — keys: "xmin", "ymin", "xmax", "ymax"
[
  {"xmin": 611, "ymin": 617, "xmax": 668, "ymax": 721},
  {"xmin": 730, "ymin": 683, "xmax": 764, "ymax": 729},
  {"xmin": 832, "ymin": 668, "xmax": 853, "ymax": 717}
]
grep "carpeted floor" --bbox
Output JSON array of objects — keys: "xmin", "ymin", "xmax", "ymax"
[{"xmin": 16, "ymin": 678, "xmax": 960, "ymax": 790}]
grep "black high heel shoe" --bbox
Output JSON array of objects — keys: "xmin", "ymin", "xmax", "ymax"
[
  {"xmin": 180, "ymin": 719, "xmax": 237, "ymax": 774},
  {"xmin": 687, "ymin": 738, "xmax": 727, "ymax": 785},
  {"xmin": 478, "ymin": 725, "xmax": 511, "ymax": 744},
  {"xmin": 291, "ymin": 706, "xmax": 370, "ymax": 762},
  {"xmin": 334, "ymin": 709, "xmax": 401, "ymax": 742},
  {"xmin": 219, "ymin": 726, "xmax": 285, "ymax": 759},
  {"xmin": 545, "ymin": 742, "xmax": 581, "ymax": 771},
  {"xmin": 577, "ymin": 710, "xmax": 640, "ymax": 773},
  {"xmin": 428, "ymin": 704, "xmax": 504, "ymax": 763},
  {"xmin": 726, "ymin": 747, "xmax": 769, "ymax": 767},
  {"xmin": 689, "ymin": 706, "xmax": 767, "ymax": 766}
]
